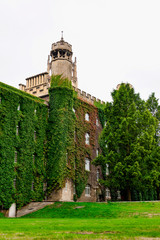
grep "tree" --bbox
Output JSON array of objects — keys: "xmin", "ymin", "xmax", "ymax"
[
  {"xmin": 146, "ymin": 93, "xmax": 160, "ymax": 199},
  {"xmin": 94, "ymin": 84, "xmax": 157, "ymax": 201}
]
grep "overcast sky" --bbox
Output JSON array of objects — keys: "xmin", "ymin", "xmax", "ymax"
[{"xmin": 0, "ymin": 0, "xmax": 160, "ymax": 102}]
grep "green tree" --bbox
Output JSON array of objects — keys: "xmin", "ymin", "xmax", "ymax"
[
  {"xmin": 146, "ymin": 93, "xmax": 160, "ymax": 199},
  {"xmin": 94, "ymin": 84, "xmax": 157, "ymax": 201}
]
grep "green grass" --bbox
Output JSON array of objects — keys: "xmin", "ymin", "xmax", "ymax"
[{"xmin": 0, "ymin": 201, "xmax": 160, "ymax": 239}]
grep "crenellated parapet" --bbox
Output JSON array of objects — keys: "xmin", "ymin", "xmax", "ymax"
[{"xmin": 73, "ymin": 86, "xmax": 105, "ymax": 105}]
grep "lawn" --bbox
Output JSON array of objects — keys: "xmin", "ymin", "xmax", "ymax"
[{"xmin": 0, "ymin": 201, "xmax": 160, "ymax": 239}]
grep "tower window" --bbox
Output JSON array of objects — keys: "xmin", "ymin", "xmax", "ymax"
[
  {"xmin": 85, "ymin": 184, "xmax": 91, "ymax": 196},
  {"xmin": 85, "ymin": 133, "xmax": 90, "ymax": 145},
  {"xmin": 85, "ymin": 158, "xmax": 90, "ymax": 171},
  {"xmin": 85, "ymin": 113, "xmax": 90, "ymax": 121}
]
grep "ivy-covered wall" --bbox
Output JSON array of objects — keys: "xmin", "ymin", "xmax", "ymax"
[
  {"xmin": 0, "ymin": 82, "xmax": 48, "ymax": 209},
  {"xmin": 46, "ymin": 84, "xmax": 75, "ymax": 195},
  {"xmin": 0, "ymin": 78, "xmax": 103, "ymax": 209}
]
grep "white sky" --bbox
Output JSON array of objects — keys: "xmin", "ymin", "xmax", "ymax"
[{"xmin": 0, "ymin": 0, "xmax": 160, "ymax": 102}]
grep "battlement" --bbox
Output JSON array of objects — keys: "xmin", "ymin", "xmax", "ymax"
[
  {"xmin": 51, "ymin": 40, "xmax": 72, "ymax": 52},
  {"xmin": 73, "ymin": 86, "xmax": 105, "ymax": 105}
]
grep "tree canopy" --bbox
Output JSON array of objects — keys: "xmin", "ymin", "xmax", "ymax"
[{"xmin": 94, "ymin": 84, "xmax": 159, "ymax": 201}]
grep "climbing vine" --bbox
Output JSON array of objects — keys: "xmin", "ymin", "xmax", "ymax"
[{"xmin": 0, "ymin": 82, "xmax": 47, "ymax": 209}]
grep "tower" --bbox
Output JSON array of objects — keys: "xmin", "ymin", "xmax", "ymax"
[{"xmin": 48, "ymin": 32, "xmax": 78, "ymax": 88}]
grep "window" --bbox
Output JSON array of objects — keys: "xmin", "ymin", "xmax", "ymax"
[
  {"xmin": 85, "ymin": 158, "xmax": 90, "ymax": 171},
  {"xmin": 34, "ymin": 109, "xmax": 37, "ymax": 114},
  {"xmin": 85, "ymin": 184, "xmax": 91, "ymax": 196},
  {"xmin": 73, "ymin": 184, "xmax": 76, "ymax": 195},
  {"xmin": 106, "ymin": 188, "xmax": 111, "ymax": 198},
  {"xmin": 65, "ymin": 182, "xmax": 68, "ymax": 192},
  {"xmin": 85, "ymin": 113, "xmax": 89, "ymax": 121},
  {"xmin": 97, "ymin": 169, "xmax": 100, "ymax": 181},
  {"xmin": 16, "ymin": 125, "xmax": 19, "ymax": 136},
  {"xmin": 106, "ymin": 164, "xmax": 109, "ymax": 175},
  {"xmin": 96, "ymin": 149, "xmax": 99, "ymax": 157},
  {"xmin": 85, "ymin": 133, "xmax": 90, "ymax": 145},
  {"xmin": 17, "ymin": 105, "xmax": 20, "ymax": 111},
  {"xmin": 31, "ymin": 181, "xmax": 34, "ymax": 191},
  {"xmin": 96, "ymin": 118, "xmax": 99, "ymax": 126},
  {"xmin": 13, "ymin": 178, "xmax": 16, "ymax": 189},
  {"xmin": 14, "ymin": 151, "xmax": 17, "ymax": 163},
  {"xmin": 117, "ymin": 190, "xmax": 121, "ymax": 199},
  {"xmin": 73, "ymin": 108, "xmax": 75, "ymax": 113},
  {"xmin": 34, "ymin": 131, "xmax": 36, "ymax": 141}
]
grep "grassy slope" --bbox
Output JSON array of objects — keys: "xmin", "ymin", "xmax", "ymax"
[
  {"xmin": 0, "ymin": 202, "xmax": 160, "ymax": 239},
  {"xmin": 21, "ymin": 201, "xmax": 160, "ymax": 218}
]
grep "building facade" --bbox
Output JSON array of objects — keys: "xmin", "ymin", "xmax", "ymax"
[{"xmin": 0, "ymin": 36, "xmax": 111, "ymax": 215}]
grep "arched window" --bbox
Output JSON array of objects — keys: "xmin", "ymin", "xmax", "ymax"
[
  {"xmin": 85, "ymin": 184, "xmax": 91, "ymax": 196},
  {"xmin": 85, "ymin": 113, "xmax": 89, "ymax": 121},
  {"xmin": 85, "ymin": 133, "xmax": 90, "ymax": 145}
]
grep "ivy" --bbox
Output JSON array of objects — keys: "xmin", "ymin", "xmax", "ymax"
[
  {"xmin": 46, "ymin": 76, "xmax": 75, "ymax": 195},
  {"xmin": 0, "ymin": 82, "xmax": 47, "ymax": 209}
]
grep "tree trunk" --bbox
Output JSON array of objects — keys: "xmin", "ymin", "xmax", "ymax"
[{"xmin": 127, "ymin": 188, "xmax": 131, "ymax": 201}]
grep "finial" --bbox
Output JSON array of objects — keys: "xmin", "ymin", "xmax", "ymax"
[{"xmin": 61, "ymin": 31, "xmax": 64, "ymax": 41}]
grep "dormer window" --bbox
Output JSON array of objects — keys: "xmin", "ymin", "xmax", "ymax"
[
  {"xmin": 85, "ymin": 133, "xmax": 90, "ymax": 145},
  {"xmin": 85, "ymin": 113, "xmax": 89, "ymax": 121}
]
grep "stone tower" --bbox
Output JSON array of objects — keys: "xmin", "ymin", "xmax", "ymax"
[{"xmin": 48, "ymin": 32, "xmax": 78, "ymax": 88}]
